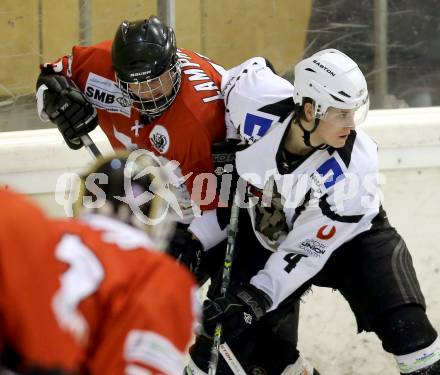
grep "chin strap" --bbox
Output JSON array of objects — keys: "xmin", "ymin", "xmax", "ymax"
[{"xmin": 297, "ymin": 118, "xmax": 327, "ymax": 150}]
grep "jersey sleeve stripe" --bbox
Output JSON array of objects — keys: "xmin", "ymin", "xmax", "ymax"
[{"xmin": 124, "ymin": 330, "xmax": 185, "ymax": 375}]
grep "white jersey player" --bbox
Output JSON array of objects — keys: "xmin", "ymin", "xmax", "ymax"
[
  {"xmin": 187, "ymin": 50, "xmax": 440, "ymax": 375},
  {"xmin": 225, "ymin": 52, "xmax": 374, "ymax": 308}
]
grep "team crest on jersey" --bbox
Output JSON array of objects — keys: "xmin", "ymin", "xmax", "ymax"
[
  {"xmin": 149, "ymin": 125, "xmax": 170, "ymax": 154},
  {"xmin": 85, "ymin": 73, "xmax": 131, "ymax": 117}
]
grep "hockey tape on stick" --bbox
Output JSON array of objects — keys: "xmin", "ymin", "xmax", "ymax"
[{"xmin": 219, "ymin": 343, "xmax": 246, "ymax": 375}]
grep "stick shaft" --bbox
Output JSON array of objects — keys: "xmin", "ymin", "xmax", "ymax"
[
  {"xmin": 80, "ymin": 134, "xmax": 102, "ymax": 159},
  {"xmin": 208, "ymin": 194, "xmax": 241, "ymax": 375}
]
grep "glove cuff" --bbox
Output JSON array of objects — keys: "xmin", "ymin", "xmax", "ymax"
[
  {"xmin": 65, "ymin": 136, "xmax": 83, "ymax": 150},
  {"xmin": 36, "ymin": 84, "xmax": 51, "ymax": 122},
  {"xmin": 235, "ymin": 284, "xmax": 272, "ymax": 320}
]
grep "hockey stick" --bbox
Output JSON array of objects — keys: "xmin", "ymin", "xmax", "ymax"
[
  {"xmin": 207, "ymin": 191, "xmax": 242, "ymax": 375},
  {"xmin": 219, "ymin": 343, "xmax": 246, "ymax": 375},
  {"xmin": 80, "ymin": 134, "xmax": 102, "ymax": 159}
]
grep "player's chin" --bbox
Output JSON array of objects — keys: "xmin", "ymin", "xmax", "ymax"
[{"xmin": 328, "ymin": 135, "xmax": 350, "ymax": 148}]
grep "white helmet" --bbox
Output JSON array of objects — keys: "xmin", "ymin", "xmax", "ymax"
[{"xmin": 292, "ymin": 49, "xmax": 369, "ymax": 127}]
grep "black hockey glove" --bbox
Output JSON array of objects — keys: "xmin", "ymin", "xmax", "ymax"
[
  {"xmin": 202, "ymin": 284, "xmax": 272, "ymax": 341},
  {"xmin": 37, "ymin": 73, "xmax": 98, "ymax": 150},
  {"xmin": 167, "ymin": 223, "xmax": 206, "ymax": 283}
]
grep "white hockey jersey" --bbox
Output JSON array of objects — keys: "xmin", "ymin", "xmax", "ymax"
[
  {"xmin": 221, "ymin": 57, "xmax": 295, "ymax": 143},
  {"xmin": 191, "ymin": 58, "xmax": 381, "ymax": 311}
]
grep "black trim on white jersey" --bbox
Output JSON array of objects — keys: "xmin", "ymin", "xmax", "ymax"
[
  {"xmin": 275, "ymin": 122, "xmax": 317, "ymax": 174},
  {"xmin": 263, "ymin": 58, "xmax": 276, "ymax": 73},
  {"xmin": 259, "ymin": 97, "xmax": 295, "ymax": 123},
  {"xmin": 291, "ymin": 189, "xmax": 364, "ymax": 226},
  {"xmin": 328, "ymin": 131, "xmax": 357, "ymax": 168},
  {"xmin": 224, "ymin": 78, "xmax": 239, "ymax": 108},
  {"xmin": 290, "ymin": 189, "xmax": 313, "ymax": 226},
  {"xmin": 319, "ymin": 193, "xmax": 364, "ymax": 223}
]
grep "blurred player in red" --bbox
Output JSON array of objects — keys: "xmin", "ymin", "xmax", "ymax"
[{"xmin": 0, "ymin": 151, "xmax": 197, "ymax": 374}]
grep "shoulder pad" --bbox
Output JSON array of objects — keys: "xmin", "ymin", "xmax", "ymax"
[{"xmin": 221, "ymin": 58, "xmax": 295, "ymax": 145}]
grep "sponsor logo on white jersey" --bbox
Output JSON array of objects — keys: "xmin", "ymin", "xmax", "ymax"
[
  {"xmin": 149, "ymin": 124, "xmax": 170, "ymax": 154},
  {"xmin": 85, "ymin": 73, "xmax": 131, "ymax": 117},
  {"xmin": 298, "ymin": 238, "xmax": 327, "ymax": 257},
  {"xmin": 317, "ymin": 224, "xmax": 336, "ymax": 240}
]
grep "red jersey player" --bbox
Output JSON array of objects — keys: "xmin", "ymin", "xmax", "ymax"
[
  {"xmin": 0, "ymin": 152, "xmax": 197, "ymax": 375},
  {"xmin": 36, "ymin": 15, "xmax": 226, "ymax": 213}
]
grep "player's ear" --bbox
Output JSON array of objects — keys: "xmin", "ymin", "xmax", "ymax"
[{"xmin": 303, "ymin": 101, "xmax": 315, "ymax": 122}]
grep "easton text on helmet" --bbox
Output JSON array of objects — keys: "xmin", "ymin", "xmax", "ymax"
[{"xmin": 313, "ymin": 59, "xmax": 336, "ymax": 76}]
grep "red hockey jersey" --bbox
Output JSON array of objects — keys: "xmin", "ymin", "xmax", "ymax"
[
  {"xmin": 0, "ymin": 188, "xmax": 197, "ymax": 374},
  {"xmin": 44, "ymin": 42, "xmax": 226, "ymax": 210}
]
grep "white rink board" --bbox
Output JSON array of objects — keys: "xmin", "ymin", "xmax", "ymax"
[{"xmin": 1, "ymin": 107, "xmax": 440, "ymax": 374}]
